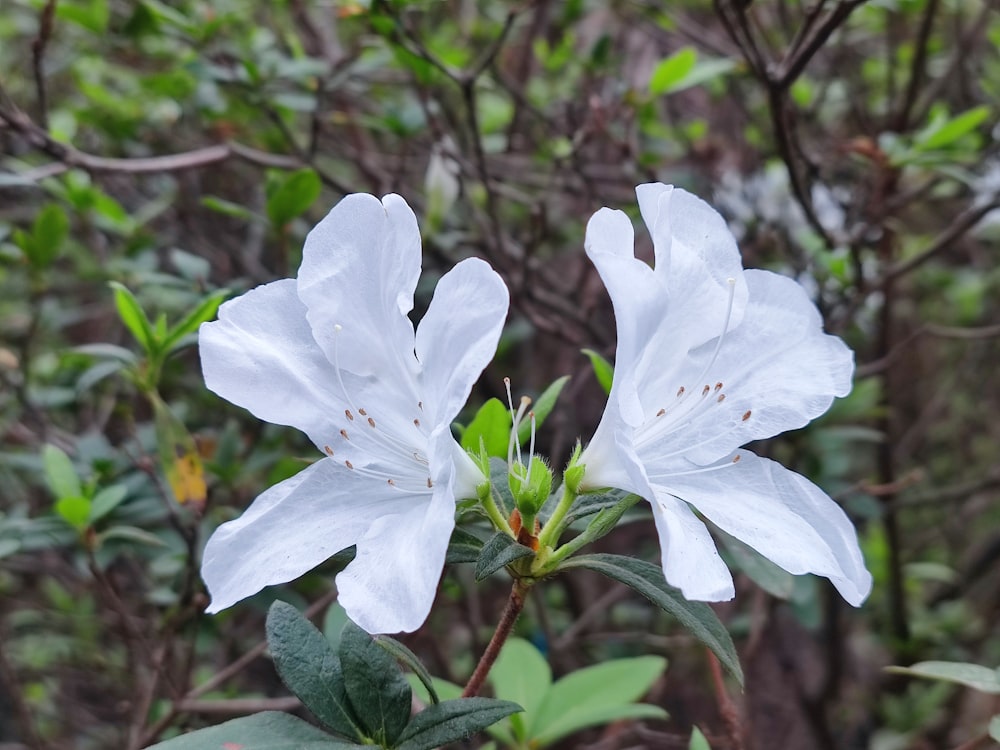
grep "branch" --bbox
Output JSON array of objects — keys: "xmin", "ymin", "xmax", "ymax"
[{"xmin": 31, "ymin": 0, "xmax": 58, "ymax": 130}]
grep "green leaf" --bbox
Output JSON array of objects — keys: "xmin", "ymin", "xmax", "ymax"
[
  {"xmin": 109, "ymin": 282, "xmax": 157, "ymax": 354},
  {"xmin": 96, "ymin": 525, "xmax": 167, "ymax": 547},
  {"xmin": 489, "ymin": 638, "xmax": 551, "ymax": 742},
  {"xmin": 715, "ymin": 527, "xmax": 795, "ymax": 599},
  {"xmin": 885, "ymin": 661, "xmax": 1000, "ymax": 694},
  {"xmin": 989, "ymin": 714, "xmax": 1000, "ymax": 741},
  {"xmin": 266, "ymin": 601, "xmax": 364, "ymax": 740},
  {"xmin": 339, "ymin": 620, "xmax": 412, "ymax": 746},
  {"xmin": 914, "ymin": 106, "xmax": 989, "ymax": 152},
  {"xmin": 560, "ymin": 554, "xmax": 743, "ymax": 686},
  {"xmin": 161, "ymin": 288, "xmax": 230, "ymax": 355},
  {"xmin": 267, "ymin": 168, "xmax": 322, "ymax": 227},
  {"xmin": 649, "ymin": 47, "xmax": 697, "ymax": 94},
  {"xmin": 460, "ymin": 398, "xmax": 512, "ymax": 459},
  {"xmin": 581, "ymin": 349, "xmax": 613, "ymax": 395},
  {"xmin": 689, "ymin": 726, "xmax": 712, "ymax": 750},
  {"xmin": 517, "ymin": 376, "xmax": 570, "ymax": 445},
  {"xmin": 42, "ymin": 444, "xmax": 82, "ymax": 500},
  {"xmin": 201, "ymin": 195, "xmax": 261, "ymax": 221},
  {"xmin": 475, "ymin": 533, "xmax": 535, "ymax": 581},
  {"xmin": 396, "ymin": 699, "xmax": 522, "ymax": 750},
  {"xmin": 26, "ymin": 204, "xmax": 69, "ymax": 269},
  {"xmin": 532, "ymin": 656, "xmax": 667, "ymax": 745},
  {"xmin": 55, "ymin": 497, "xmax": 92, "ymax": 530},
  {"xmin": 445, "ymin": 527, "xmax": 486, "ymax": 564},
  {"xmin": 373, "ymin": 635, "xmax": 439, "ymax": 705},
  {"xmin": 143, "ymin": 711, "xmax": 360, "ymax": 749},
  {"xmin": 89, "ymin": 485, "xmax": 128, "ymax": 523}
]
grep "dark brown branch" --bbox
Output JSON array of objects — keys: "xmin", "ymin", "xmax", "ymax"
[
  {"xmin": 31, "ymin": 0, "xmax": 58, "ymax": 130},
  {"xmin": 776, "ymin": 0, "xmax": 868, "ymax": 88},
  {"xmin": 893, "ymin": 0, "xmax": 940, "ymax": 131}
]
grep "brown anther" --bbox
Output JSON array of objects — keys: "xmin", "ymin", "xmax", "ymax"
[
  {"xmin": 426, "ymin": 478, "xmax": 433, "ymax": 488},
  {"xmin": 367, "ymin": 417, "xmax": 376, "ymax": 428},
  {"xmin": 715, "ymin": 381, "xmax": 723, "ymax": 391},
  {"xmin": 358, "ymin": 408, "xmax": 367, "ymax": 416},
  {"xmin": 345, "ymin": 460, "xmax": 354, "ymax": 469},
  {"xmin": 656, "ymin": 408, "xmax": 666, "ymax": 417},
  {"xmin": 742, "ymin": 410, "xmax": 752, "ymax": 421},
  {"xmin": 340, "ymin": 429, "xmax": 350, "ymax": 440},
  {"xmin": 702, "ymin": 385, "xmax": 711, "ymax": 396},
  {"xmin": 732, "ymin": 455, "xmax": 741, "ymax": 463},
  {"xmin": 345, "ymin": 409, "xmax": 354, "ymax": 421},
  {"xmin": 677, "ymin": 386, "xmax": 685, "ymax": 397},
  {"xmin": 418, "ymin": 400, "xmax": 423, "ymax": 410},
  {"xmin": 324, "ymin": 445, "xmax": 334, "ymax": 456},
  {"xmin": 717, "ymin": 394, "xmax": 726, "ymax": 403},
  {"xmin": 387, "ymin": 479, "xmax": 395, "ymax": 486},
  {"xmin": 413, "ymin": 418, "xmax": 421, "ymax": 427}
]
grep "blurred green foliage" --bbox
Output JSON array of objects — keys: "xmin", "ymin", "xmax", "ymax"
[{"xmin": 1, "ymin": 0, "xmax": 999, "ymax": 748}]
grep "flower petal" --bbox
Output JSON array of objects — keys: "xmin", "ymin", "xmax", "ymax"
[
  {"xmin": 335, "ymin": 428, "xmax": 459, "ymax": 633},
  {"xmin": 649, "ymin": 489, "xmax": 735, "ymax": 601},
  {"xmin": 414, "ymin": 257, "xmax": 509, "ymax": 428},
  {"xmin": 199, "ymin": 279, "xmax": 344, "ymax": 449},
  {"xmin": 659, "ymin": 451, "xmax": 872, "ymax": 606},
  {"xmin": 658, "ymin": 269, "xmax": 854, "ymax": 464},
  {"xmin": 297, "ymin": 193, "xmax": 421, "ymax": 390},
  {"xmin": 202, "ymin": 458, "xmax": 415, "ymax": 614}
]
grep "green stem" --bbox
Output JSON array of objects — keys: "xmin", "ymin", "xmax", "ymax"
[
  {"xmin": 481, "ymin": 489, "xmax": 514, "ymax": 537},
  {"xmin": 536, "ymin": 481, "xmax": 577, "ymax": 549}
]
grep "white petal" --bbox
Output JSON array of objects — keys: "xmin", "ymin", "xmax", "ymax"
[
  {"xmin": 659, "ymin": 451, "xmax": 872, "ymax": 606},
  {"xmin": 297, "ymin": 193, "xmax": 421, "ymax": 391},
  {"xmin": 584, "ymin": 208, "xmax": 667, "ymax": 427},
  {"xmin": 649, "ymin": 490, "xmax": 735, "ymax": 601},
  {"xmin": 335, "ymin": 428, "xmax": 460, "ymax": 633},
  {"xmin": 415, "ymin": 257, "xmax": 509, "ymax": 427},
  {"xmin": 658, "ymin": 269, "xmax": 854, "ymax": 464},
  {"xmin": 199, "ymin": 279, "xmax": 343, "ymax": 449},
  {"xmin": 202, "ymin": 458, "xmax": 416, "ymax": 613}
]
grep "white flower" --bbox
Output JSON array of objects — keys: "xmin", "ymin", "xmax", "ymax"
[
  {"xmin": 199, "ymin": 193, "xmax": 509, "ymax": 633},
  {"xmin": 580, "ymin": 183, "xmax": 872, "ymax": 606}
]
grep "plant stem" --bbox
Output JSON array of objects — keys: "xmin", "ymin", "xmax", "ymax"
[
  {"xmin": 707, "ymin": 649, "xmax": 744, "ymax": 750},
  {"xmin": 536, "ymin": 482, "xmax": 576, "ymax": 549},
  {"xmin": 461, "ymin": 578, "xmax": 531, "ymax": 698}
]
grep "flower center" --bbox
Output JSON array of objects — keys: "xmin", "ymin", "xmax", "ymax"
[{"xmin": 326, "ymin": 325, "xmax": 432, "ymax": 493}]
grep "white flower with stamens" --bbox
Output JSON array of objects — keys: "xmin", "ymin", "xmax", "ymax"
[
  {"xmin": 580, "ymin": 183, "xmax": 872, "ymax": 605},
  {"xmin": 199, "ymin": 193, "xmax": 509, "ymax": 634}
]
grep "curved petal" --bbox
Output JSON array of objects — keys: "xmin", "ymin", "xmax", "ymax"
[
  {"xmin": 660, "ymin": 451, "xmax": 872, "ymax": 606},
  {"xmin": 585, "ymin": 208, "xmax": 667, "ymax": 427},
  {"xmin": 336, "ymin": 429, "xmax": 459, "ymax": 633},
  {"xmin": 658, "ymin": 269, "xmax": 854, "ymax": 464},
  {"xmin": 415, "ymin": 257, "xmax": 509, "ymax": 428},
  {"xmin": 202, "ymin": 458, "xmax": 416, "ymax": 613},
  {"xmin": 297, "ymin": 193, "xmax": 421, "ymax": 392},
  {"xmin": 199, "ymin": 279, "xmax": 344, "ymax": 449},
  {"xmin": 649, "ymin": 490, "xmax": 735, "ymax": 601}
]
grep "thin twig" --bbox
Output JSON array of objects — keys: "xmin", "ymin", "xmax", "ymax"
[
  {"xmin": 31, "ymin": 0, "xmax": 58, "ymax": 130},
  {"xmin": 707, "ymin": 650, "xmax": 744, "ymax": 750},
  {"xmin": 462, "ymin": 579, "xmax": 531, "ymax": 698}
]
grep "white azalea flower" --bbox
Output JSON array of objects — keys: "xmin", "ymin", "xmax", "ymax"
[
  {"xmin": 580, "ymin": 183, "xmax": 872, "ymax": 606},
  {"xmin": 199, "ymin": 193, "xmax": 509, "ymax": 633}
]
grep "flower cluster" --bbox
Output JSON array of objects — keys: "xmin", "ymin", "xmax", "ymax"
[{"xmin": 199, "ymin": 184, "xmax": 872, "ymax": 634}]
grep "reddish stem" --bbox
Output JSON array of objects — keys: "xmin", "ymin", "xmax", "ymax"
[
  {"xmin": 708, "ymin": 650, "xmax": 745, "ymax": 750},
  {"xmin": 462, "ymin": 579, "xmax": 530, "ymax": 698}
]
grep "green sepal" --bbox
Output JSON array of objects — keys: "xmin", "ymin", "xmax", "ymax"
[{"xmin": 265, "ymin": 601, "xmax": 365, "ymax": 741}]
